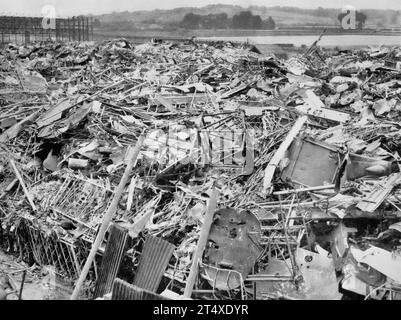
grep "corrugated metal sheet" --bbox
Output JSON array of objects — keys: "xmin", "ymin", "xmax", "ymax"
[
  {"xmin": 93, "ymin": 224, "xmax": 128, "ymax": 298},
  {"xmin": 133, "ymin": 235, "xmax": 175, "ymax": 292},
  {"xmin": 112, "ymin": 278, "xmax": 169, "ymax": 300}
]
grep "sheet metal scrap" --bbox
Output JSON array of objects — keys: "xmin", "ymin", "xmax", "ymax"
[
  {"xmin": 280, "ymin": 137, "xmax": 343, "ymax": 188},
  {"xmin": 201, "ymin": 208, "xmax": 262, "ymax": 291},
  {"xmin": 93, "ymin": 223, "xmax": 128, "ymax": 299},
  {"xmin": 357, "ymin": 173, "xmax": 401, "ymax": 213}
]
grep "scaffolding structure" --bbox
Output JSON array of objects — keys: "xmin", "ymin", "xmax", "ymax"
[{"xmin": 0, "ymin": 15, "xmax": 94, "ymax": 44}]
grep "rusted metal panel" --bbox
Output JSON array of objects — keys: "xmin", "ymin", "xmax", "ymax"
[
  {"xmin": 133, "ymin": 235, "xmax": 175, "ymax": 292},
  {"xmin": 93, "ymin": 224, "xmax": 128, "ymax": 298}
]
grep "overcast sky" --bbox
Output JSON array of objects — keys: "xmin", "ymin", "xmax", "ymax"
[{"xmin": 1, "ymin": 0, "xmax": 400, "ymax": 16}]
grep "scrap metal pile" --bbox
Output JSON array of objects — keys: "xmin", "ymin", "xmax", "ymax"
[{"xmin": 0, "ymin": 38, "xmax": 401, "ymax": 300}]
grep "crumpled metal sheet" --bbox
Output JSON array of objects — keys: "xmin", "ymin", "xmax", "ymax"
[
  {"xmin": 19, "ymin": 71, "xmax": 47, "ymax": 93},
  {"xmin": 345, "ymin": 153, "xmax": 396, "ymax": 181},
  {"xmin": 201, "ymin": 208, "xmax": 262, "ymax": 291},
  {"xmin": 255, "ymin": 246, "xmax": 341, "ymax": 300}
]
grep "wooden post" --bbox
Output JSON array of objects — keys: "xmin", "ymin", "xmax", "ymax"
[
  {"xmin": 183, "ymin": 188, "xmax": 219, "ymax": 298},
  {"xmin": 70, "ymin": 133, "xmax": 146, "ymax": 300}
]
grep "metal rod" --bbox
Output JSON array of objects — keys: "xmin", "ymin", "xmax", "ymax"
[
  {"xmin": 273, "ymin": 184, "xmax": 335, "ymax": 196},
  {"xmin": 18, "ymin": 270, "xmax": 27, "ymax": 300}
]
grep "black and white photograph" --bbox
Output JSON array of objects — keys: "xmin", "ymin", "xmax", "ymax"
[{"xmin": 0, "ymin": 0, "xmax": 400, "ymax": 307}]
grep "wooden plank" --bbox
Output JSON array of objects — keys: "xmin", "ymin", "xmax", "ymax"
[{"xmin": 262, "ymin": 116, "xmax": 308, "ymax": 195}]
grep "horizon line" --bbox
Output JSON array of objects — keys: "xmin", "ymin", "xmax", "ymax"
[{"xmin": 0, "ymin": 4, "xmax": 399, "ymax": 18}]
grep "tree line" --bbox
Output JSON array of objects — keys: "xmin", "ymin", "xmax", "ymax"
[{"xmin": 180, "ymin": 11, "xmax": 276, "ymax": 30}]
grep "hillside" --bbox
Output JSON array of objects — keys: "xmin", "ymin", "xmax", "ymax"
[{"xmin": 95, "ymin": 4, "xmax": 401, "ymax": 30}]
